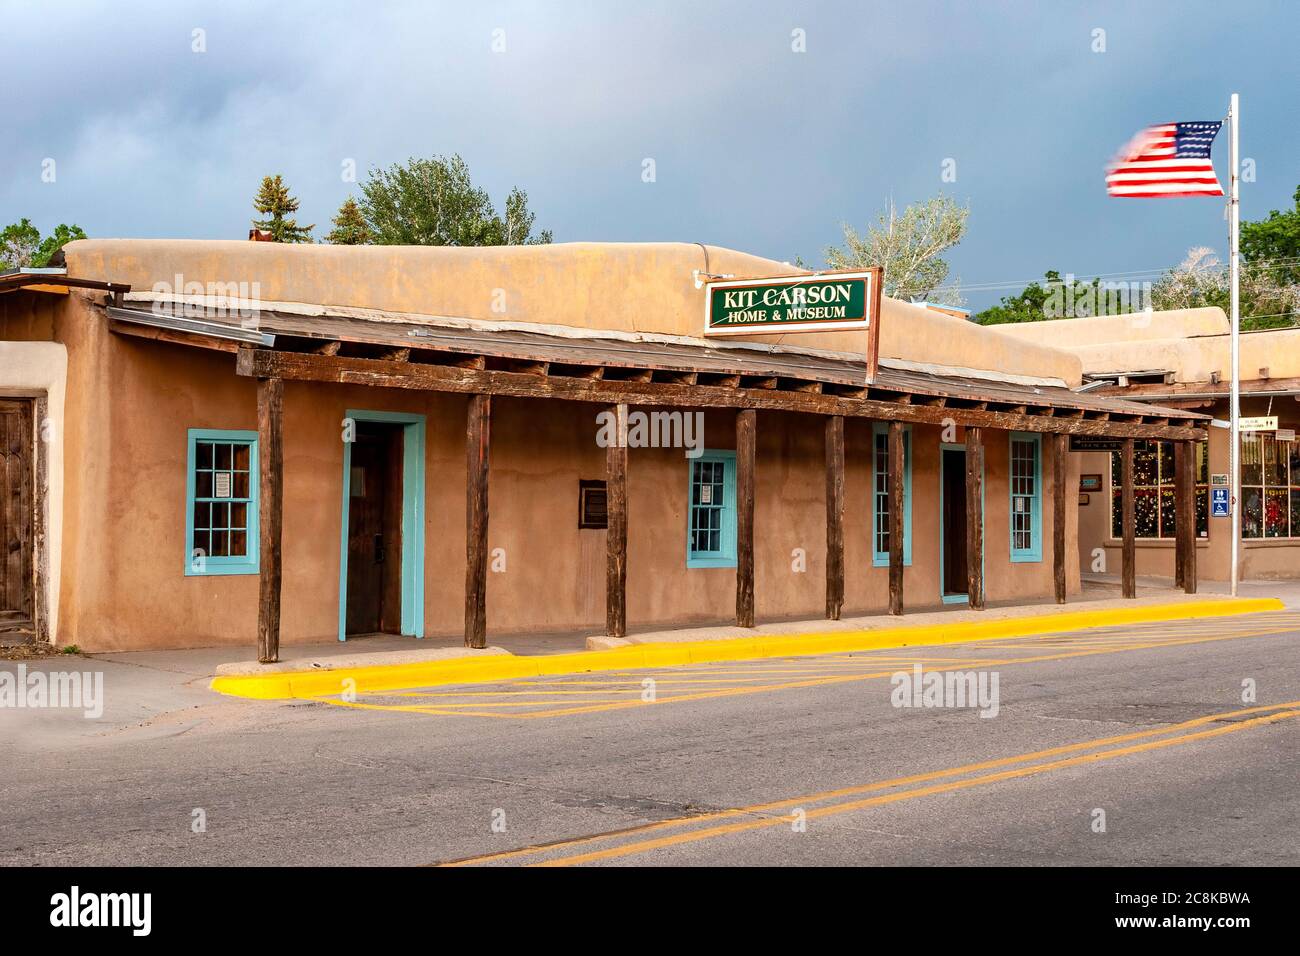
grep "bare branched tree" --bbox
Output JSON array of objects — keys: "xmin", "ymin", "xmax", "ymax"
[{"xmin": 823, "ymin": 195, "xmax": 969, "ymax": 305}]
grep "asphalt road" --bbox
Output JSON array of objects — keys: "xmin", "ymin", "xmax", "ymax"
[{"xmin": 2, "ymin": 611, "xmax": 1298, "ymax": 866}]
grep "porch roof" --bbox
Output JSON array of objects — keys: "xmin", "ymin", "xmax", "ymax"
[{"xmin": 102, "ymin": 298, "xmax": 1210, "ymax": 441}]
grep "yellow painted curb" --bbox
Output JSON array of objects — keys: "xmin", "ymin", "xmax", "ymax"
[{"xmin": 209, "ymin": 598, "xmax": 1286, "ymax": 701}]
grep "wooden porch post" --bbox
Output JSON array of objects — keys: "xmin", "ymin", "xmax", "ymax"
[
  {"xmin": 1174, "ymin": 441, "xmax": 1187, "ymax": 590},
  {"xmin": 256, "ymin": 376, "xmax": 284, "ymax": 664},
  {"xmin": 888, "ymin": 420, "xmax": 905, "ymax": 616},
  {"xmin": 1177, "ymin": 439, "xmax": 1198, "ymax": 594},
  {"xmin": 465, "ymin": 393, "xmax": 491, "ymax": 648},
  {"xmin": 825, "ymin": 415, "xmax": 845, "ymax": 621},
  {"xmin": 606, "ymin": 403, "xmax": 628, "ymax": 638},
  {"xmin": 965, "ymin": 426, "xmax": 985, "ymax": 610},
  {"xmin": 1052, "ymin": 432, "xmax": 1068, "ymax": 604},
  {"xmin": 1121, "ymin": 437, "xmax": 1136, "ymax": 599},
  {"xmin": 736, "ymin": 408, "xmax": 756, "ymax": 628}
]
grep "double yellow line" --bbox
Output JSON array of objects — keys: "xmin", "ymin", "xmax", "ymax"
[{"xmin": 439, "ymin": 700, "xmax": 1300, "ymax": 866}]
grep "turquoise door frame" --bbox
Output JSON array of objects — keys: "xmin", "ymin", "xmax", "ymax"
[
  {"xmin": 939, "ymin": 441, "xmax": 985, "ymax": 605},
  {"xmin": 338, "ymin": 409, "xmax": 426, "ymax": 641}
]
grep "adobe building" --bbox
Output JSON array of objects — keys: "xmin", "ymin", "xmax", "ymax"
[
  {"xmin": 991, "ymin": 310, "xmax": 1300, "ymax": 582},
  {"xmin": 0, "ymin": 241, "xmax": 1208, "ymax": 659}
]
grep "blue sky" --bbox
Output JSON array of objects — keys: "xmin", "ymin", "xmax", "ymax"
[{"xmin": 3, "ymin": 0, "xmax": 1296, "ymax": 310}]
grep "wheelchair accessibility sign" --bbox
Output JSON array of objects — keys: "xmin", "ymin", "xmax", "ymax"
[{"xmin": 1211, "ymin": 487, "xmax": 1231, "ymax": 518}]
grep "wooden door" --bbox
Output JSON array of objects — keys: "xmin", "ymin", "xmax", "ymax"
[
  {"xmin": 942, "ymin": 448, "xmax": 968, "ymax": 597},
  {"xmin": 0, "ymin": 399, "xmax": 34, "ymax": 638},
  {"xmin": 345, "ymin": 423, "xmax": 404, "ymax": 635}
]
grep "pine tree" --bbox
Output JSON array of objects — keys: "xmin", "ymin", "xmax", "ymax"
[
  {"xmin": 251, "ymin": 175, "xmax": 314, "ymax": 243},
  {"xmin": 325, "ymin": 197, "xmax": 372, "ymax": 245}
]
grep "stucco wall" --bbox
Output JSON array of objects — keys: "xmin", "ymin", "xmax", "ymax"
[
  {"xmin": 988, "ymin": 308, "xmax": 1300, "ymax": 385},
  {"xmin": 63, "ymin": 239, "xmax": 1082, "ymax": 385},
  {"xmin": 39, "ymin": 291, "xmax": 1077, "ymax": 650}
]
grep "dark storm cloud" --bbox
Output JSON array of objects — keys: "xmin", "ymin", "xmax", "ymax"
[{"xmin": 2, "ymin": 0, "xmax": 1295, "ymax": 310}]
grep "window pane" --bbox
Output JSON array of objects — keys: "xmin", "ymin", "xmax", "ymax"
[
  {"xmin": 232, "ymin": 471, "xmax": 250, "ymax": 499},
  {"xmin": 231, "ymin": 530, "xmax": 247, "ymax": 557},
  {"xmin": 210, "ymin": 530, "xmax": 230, "ymax": 557},
  {"xmin": 1196, "ymin": 488, "xmax": 1208, "ymax": 537},
  {"xmin": 231, "ymin": 502, "xmax": 248, "ymax": 531},
  {"xmin": 1134, "ymin": 489, "xmax": 1159, "ymax": 538},
  {"xmin": 1292, "ymin": 490, "xmax": 1300, "ymax": 539},
  {"xmin": 1265, "ymin": 488, "xmax": 1288, "ymax": 537},
  {"xmin": 1158, "ymin": 441, "xmax": 1174, "ymax": 487},
  {"xmin": 1111, "ymin": 490, "xmax": 1122, "ymax": 539},
  {"xmin": 1241, "ymin": 487, "xmax": 1264, "ymax": 538},
  {"xmin": 233, "ymin": 443, "xmax": 250, "ymax": 472},
  {"xmin": 195, "ymin": 471, "xmax": 213, "ymax": 499},
  {"xmin": 1265, "ymin": 436, "xmax": 1286, "ymax": 485},
  {"xmin": 1134, "ymin": 442, "xmax": 1158, "ymax": 487},
  {"xmin": 193, "ymin": 501, "xmax": 211, "ymax": 532},
  {"xmin": 197, "ymin": 441, "xmax": 213, "ymax": 469},
  {"xmin": 1241, "ymin": 437, "xmax": 1262, "ymax": 486},
  {"xmin": 215, "ymin": 443, "xmax": 232, "ymax": 471},
  {"xmin": 1159, "ymin": 487, "xmax": 1175, "ymax": 538},
  {"xmin": 1196, "ymin": 441, "xmax": 1209, "ymax": 484}
]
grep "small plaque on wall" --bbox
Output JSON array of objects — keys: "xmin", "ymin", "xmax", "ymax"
[{"xmin": 579, "ymin": 480, "xmax": 608, "ymax": 529}]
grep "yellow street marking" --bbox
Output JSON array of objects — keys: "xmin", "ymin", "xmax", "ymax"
[
  {"xmin": 318, "ymin": 620, "xmax": 1298, "ymax": 721},
  {"xmin": 536, "ymin": 708, "xmax": 1300, "ymax": 866},
  {"xmin": 438, "ymin": 700, "xmax": 1300, "ymax": 867}
]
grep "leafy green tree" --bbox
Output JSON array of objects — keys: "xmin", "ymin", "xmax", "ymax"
[
  {"xmin": 325, "ymin": 197, "xmax": 372, "ymax": 245},
  {"xmin": 358, "ymin": 154, "xmax": 551, "ymax": 246},
  {"xmin": 821, "ymin": 195, "xmax": 968, "ymax": 304},
  {"xmin": 974, "ymin": 271, "xmax": 1142, "ymax": 324},
  {"xmin": 972, "ymin": 272, "xmax": 1059, "ymax": 325},
  {"xmin": 251, "ymin": 175, "xmax": 314, "ymax": 243},
  {"xmin": 1, "ymin": 218, "xmax": 86, "ymax": 269},
  {"xmin": 1241, "ymin": 184, "xmax": 1300, "ymax": 286}
]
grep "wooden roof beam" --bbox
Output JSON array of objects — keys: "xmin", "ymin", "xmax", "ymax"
[
  {"xmin": 654, "ymin": 369, "xmax": 698, "ymax": 385},
  {"xmin": 235, "ymin": 348, "xmax": 1208, "ymax": 442}
]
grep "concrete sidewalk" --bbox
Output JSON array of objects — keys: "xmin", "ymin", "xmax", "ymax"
[
  {"xmin": 209, "ymin": 594, "xmax": 1286, "ymax": 700},
  {"xmin": 1083, "ymin": 572, "xmax": 1300, "ymax": 608},
  {"xmin": 76, "ymin": 579, "xmax": 1288, "ymax": 684}
]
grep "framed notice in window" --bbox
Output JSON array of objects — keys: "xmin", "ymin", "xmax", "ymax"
[{"xmin": 579, "ymin": 480, "xmax": 608, "ymax": 529}]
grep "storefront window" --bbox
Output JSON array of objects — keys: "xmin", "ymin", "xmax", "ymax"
[
  {"xmin": 1110, "ymin": 440, "xmax": 1208, "ymax": 539},
  {"xmin": 1240, "ymin": 434, "xmax": 1300, "ymax": 539}
]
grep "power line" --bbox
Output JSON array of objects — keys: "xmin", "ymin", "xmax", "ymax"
[{"xmin": 929, "ymin": 254, "xmax": 1300, "ymax": 297}]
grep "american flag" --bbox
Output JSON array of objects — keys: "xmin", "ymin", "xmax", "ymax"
[{"xmin": 1106, "ymin": 121, "xmax": 1224, "ymax": 198}]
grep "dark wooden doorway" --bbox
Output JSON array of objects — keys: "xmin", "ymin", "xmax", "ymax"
[
  {"xmin": 941, "ymin": 446, "xmax": 968, "ymax": 600},
  {"xmin": 0, "ymin": 399, "xmax": 35, "ymax": 641},
  {"xmin": 345, "ymin": 421, "xmax": 404, "ymax": 635}
]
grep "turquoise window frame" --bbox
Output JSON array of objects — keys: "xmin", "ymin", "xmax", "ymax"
[
  {"xmin": 1009, "ymin": 431, "xmax": 1043, "ymax": 563},
  {"xmin": 871, "ymin": 423, "xmax": 912, "ymax": 567},
  {"xmin": 338, "ymin": 410, "xmax": 427, "ymax": 641},
  {"xmin": 686, "ymin": 450, "xmax": 737, "ymax": 568},
  {"xmin": 184, "ymin": 428, "xmax": 260, "ymax": 576}
]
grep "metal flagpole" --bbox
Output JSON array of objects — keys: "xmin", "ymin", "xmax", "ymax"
[{"xmin": 1228, "ymin": 93, "xmax": 1241, "ymax": 597}]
